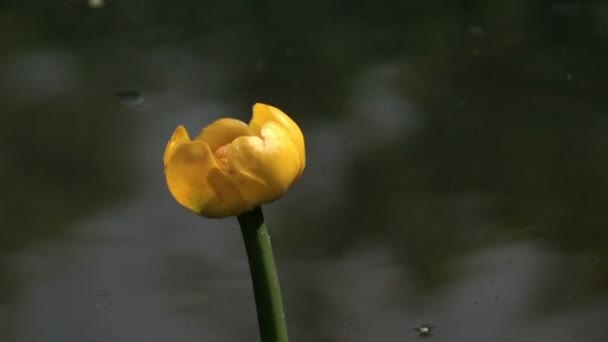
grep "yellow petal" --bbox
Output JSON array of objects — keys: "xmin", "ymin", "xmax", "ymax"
[
  {"xmin": 205, "ymin": 168, "xmax": 256, "ymax": 217},
  {"xmin": 164, "ymin": 137, "xmax": 218, "ymax": 214},
  {"xmin": 226, "ymin": 121, "xmax": 301, "ymax": 205},
  {"xmin": 194, "ymin": 118, "xmax": 252, "ymax": 151},
  {"xmin": 163, "ymin": 125, "xmax": 191, "ymax": 166},
  {"xmin": 250, "ymin": 103, "xmax": 306, "ymax": 177},
  {"xmin": 164, "ymin": 127, "xmax": 255, "ymax": 218}
]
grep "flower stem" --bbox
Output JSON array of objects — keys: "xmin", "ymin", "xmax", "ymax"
[{"xmin": 237, "ymin": 206, "xmax": 289, "ymax": 342}]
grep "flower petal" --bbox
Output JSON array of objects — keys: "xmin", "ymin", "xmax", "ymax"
[
  {"xmin": 250, "ymin": 103, "xmax": 306, "ymax": 177},
  {"xmin": 164, "ymin": 137, "xmax": 219, "ymax": 214},
  {"xmin": 205, "ymin": 168, "xmax": 256, "ymax": 217},
  {"xmin": 194, "ymin": 118, "xmax": 252, "ymax": 151},
  {"xmin": 163, "ymin": 125, "xmax": 191, "ymax": 166},
  {"xmin": 226, "ymin": 121, "xmax": 301, "ymax": 205},
  {"xmin": 164, "ymin": 128, "xmax": 255, "ymax": 218}
]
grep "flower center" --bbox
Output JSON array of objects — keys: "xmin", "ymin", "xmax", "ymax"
[{"xmin": 214, "ymin": 144, "xmax": 230, "ymax": 170}]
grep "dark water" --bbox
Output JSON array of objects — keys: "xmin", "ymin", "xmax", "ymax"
[{"xmin": 1, "ymin": 1, "xmax": 608, "ymax": 341}]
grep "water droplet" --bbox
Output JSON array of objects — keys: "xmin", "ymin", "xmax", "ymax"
[
  {"xmin": 114, "ymin": 88, "xmax": 144, "ymax": 107},
  {"xmin": 88, "ymin": 0, "xmax": 105, "ymax": 9},
  {"xmin": 413, "ymin": 324, "xmax": 435, "ymax": 337}
]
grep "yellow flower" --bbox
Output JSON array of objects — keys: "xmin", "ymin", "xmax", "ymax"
[{"xmin": 163, "ymin": 103, "xmax": 306, "ymax": 218}]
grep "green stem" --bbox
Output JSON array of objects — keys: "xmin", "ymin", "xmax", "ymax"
[{"xmin": 237, "ymin": 206, "xmax": 289, "ymax": 342}]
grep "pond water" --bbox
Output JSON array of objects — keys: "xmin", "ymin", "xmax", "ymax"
[{"xmin": 1, "ymin": 1, "xmax": 607, "ymax": 341}]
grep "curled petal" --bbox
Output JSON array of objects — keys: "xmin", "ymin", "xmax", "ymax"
[
  {"xmin": 164, "ymin": 130, "xmax": 251, "ymax": 218},
  {"xmin": 163, "ymin": 125, "xmax": 190, "ymax": 166},
  {"xmin": 204, "ymin": 168, "xmax": 254, "ymax": 217},
  {"xmin": 227, "ymin": 121, "xmax": 301, "ymax": 205},
  {"xmin": 195, "ymin": 118, "xmax": 252, "ymax": 152},
  {"xmin": 164, "ymin": 137, "xmax": 218, "ymax": 214},
  {"xmin": 250, "ymin": 104, "xmax": 306, "ymax": 177}
]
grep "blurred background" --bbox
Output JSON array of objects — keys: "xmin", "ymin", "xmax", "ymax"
[{"xmin": 1, "ymin": 0, "xmax": 608, "ymax": 341}]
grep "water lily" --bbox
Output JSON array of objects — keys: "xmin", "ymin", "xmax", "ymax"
[{"xmin": 163, "ymin": 103, "xmax": 306, "ymax": 218}]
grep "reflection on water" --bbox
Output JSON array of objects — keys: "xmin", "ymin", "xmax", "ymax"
[
  {"xmin": 114, "ymin": 88, "xmax": 145, "ymax": 107},
  {"xmin": 1, "ymin": 1, "xmax": 608, "ymax": 341}
]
